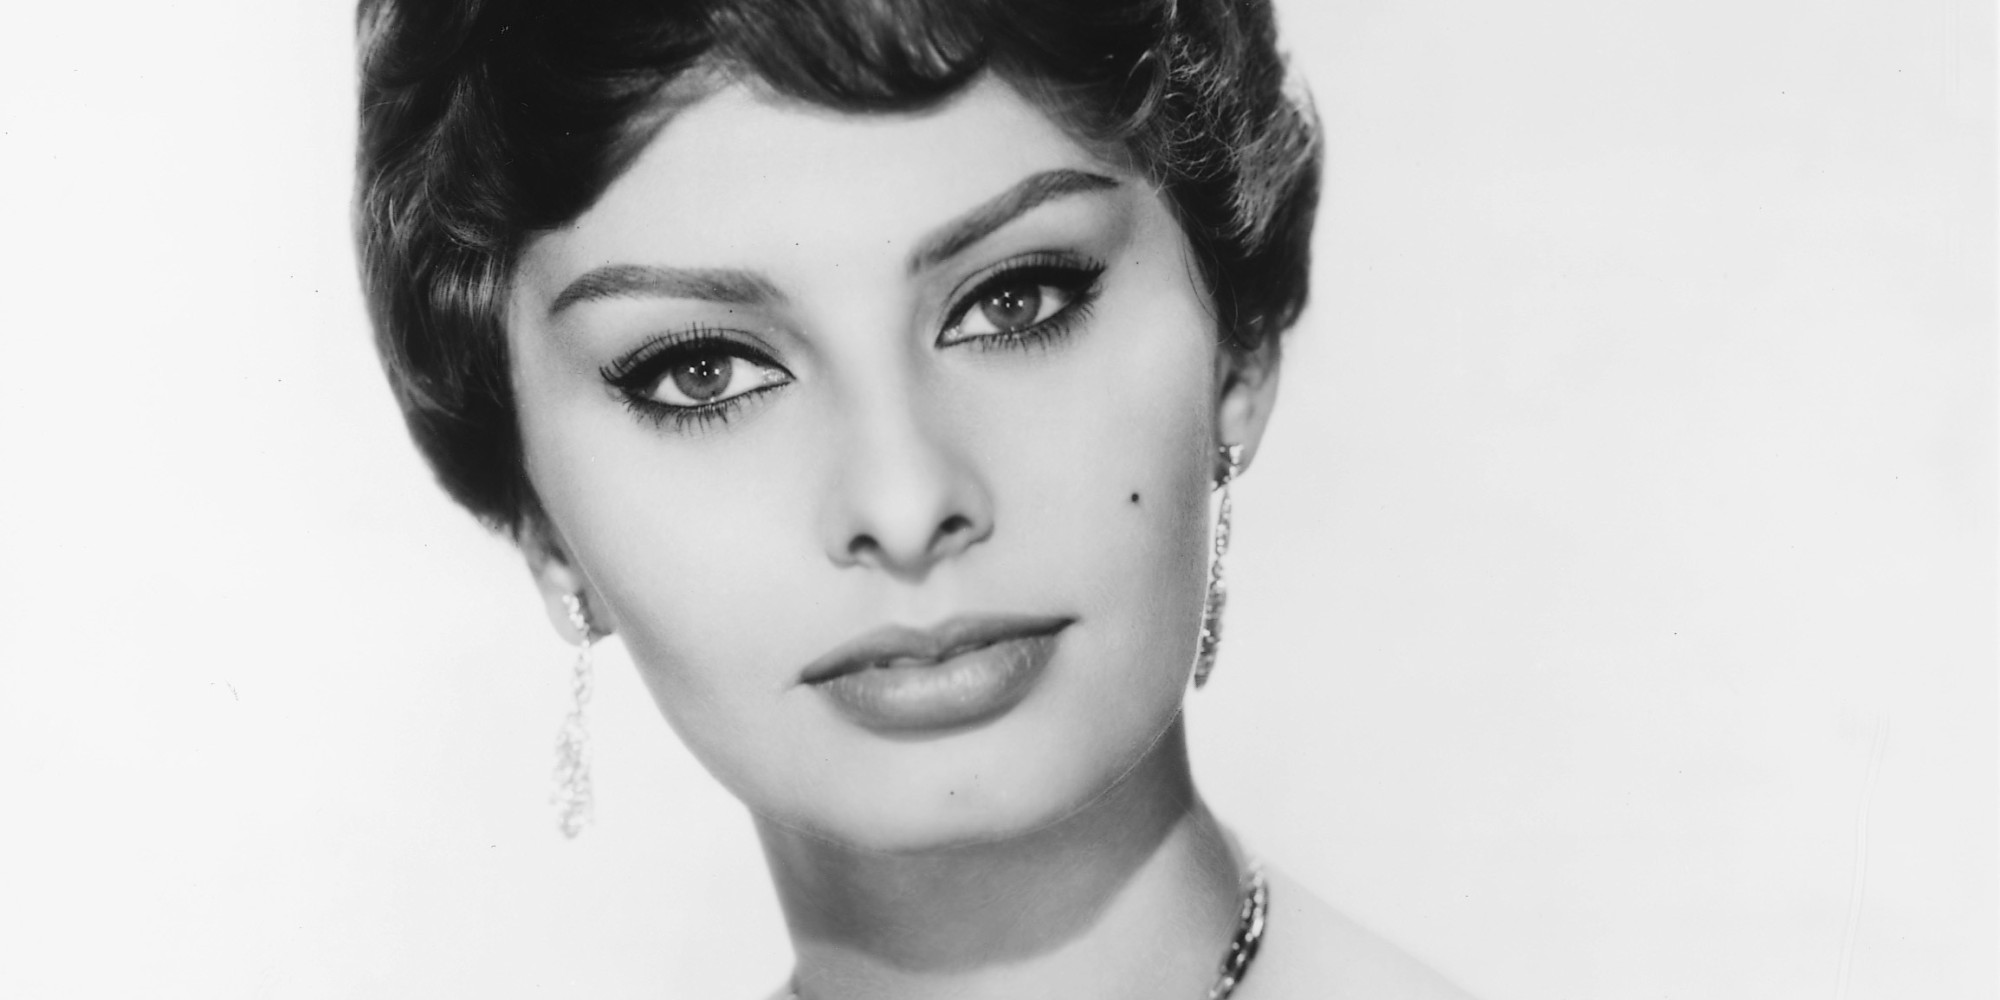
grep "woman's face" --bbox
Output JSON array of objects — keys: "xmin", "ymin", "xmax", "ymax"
[{"xmin": 508, "ymin": 74, "xmax": 1272, "ymax": 852}]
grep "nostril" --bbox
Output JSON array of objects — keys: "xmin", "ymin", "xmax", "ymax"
[
  {"xmin": 847, "ymin": 532, "xmax": 882, "ymax": 559},
  {"xmin": 937, "ymin": 514, "xmax": 973, "ymax": 539}
]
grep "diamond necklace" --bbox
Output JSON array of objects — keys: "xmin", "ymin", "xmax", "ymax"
[{"xmin": 786, "ymin": 864, "xmax": 1269, "ymax": 1000}]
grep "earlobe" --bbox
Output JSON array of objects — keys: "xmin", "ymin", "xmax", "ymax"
[
  {"xmin": 519, "ymin": 518, "xmax": 612, "ymax": 643},
  {"xmin": 1213, "ymin": 340, "xmax": 1284, "ymax": 472}
]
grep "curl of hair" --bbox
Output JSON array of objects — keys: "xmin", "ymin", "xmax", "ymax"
[{"xmin": 355, "ymin": 0, "xmax": 1322, "ymax": 535}]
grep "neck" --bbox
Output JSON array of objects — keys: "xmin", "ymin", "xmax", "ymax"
[{"xmin": 756, "ymin": 719, "xmax": 1246, "ymax": 1000}]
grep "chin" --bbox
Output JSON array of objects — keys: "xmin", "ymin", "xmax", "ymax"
[{"xmin": 768, "ymin": 703, "xmax": 1172, "ymax": 855}]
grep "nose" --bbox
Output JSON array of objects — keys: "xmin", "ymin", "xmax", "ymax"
[{"xmin": 818, "ymin": 386, "xmax": 994, "ymax": 580}]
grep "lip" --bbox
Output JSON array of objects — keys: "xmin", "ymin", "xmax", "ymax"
[{"xmin": 800, "ymin": 614, "xmax": 1074, "ymax": 733}]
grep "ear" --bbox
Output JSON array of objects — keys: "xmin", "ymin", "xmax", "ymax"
[
  {"xmin": 518, "ymin": 516, "xmax": 614, "ymax": 644},
  {"xmin": 1213, "ymin": 336, "xmax": 1284, "ymax": 475}
]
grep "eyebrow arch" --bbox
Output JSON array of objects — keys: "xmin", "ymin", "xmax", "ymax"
[
  {"xmin": 907, "ymin": 169, "xmax": 1121, "ymax": 275},
  {"xmin": 548, "ymin": 264, "xmax": 785, "ymax": 317}
]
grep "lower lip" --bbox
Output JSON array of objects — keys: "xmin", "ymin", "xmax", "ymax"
[{"xmin": 811, "ymin": 632, "xmax": 1063, "ymax": 734}]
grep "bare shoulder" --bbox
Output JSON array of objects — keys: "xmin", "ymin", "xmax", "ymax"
[{"xmin": 1236, "ymin": 866, "xmax": 1478, "ymax": 1000}]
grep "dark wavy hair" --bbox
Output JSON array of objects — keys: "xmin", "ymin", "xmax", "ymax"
[{"xmin": 355, "ymin": 0, "xmax": 1322, "ymax": 535}]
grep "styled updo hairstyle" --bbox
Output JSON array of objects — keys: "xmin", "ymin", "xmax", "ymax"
[{"xmin": 355, "ymin": 0, "xmax": 1322, "ymax": 535}]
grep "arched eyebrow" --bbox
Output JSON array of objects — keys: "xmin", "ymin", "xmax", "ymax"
[
  {"xmin": 549, "ymin": 265, "xmax": 785, "ymax": 317},
  {"xmin": 907, "ymin": 168, "xmax": 1120, "ymax": 275},
  {"xmin": 547, "ymin": 168, "xmax": 1118, "ymax": 317}
]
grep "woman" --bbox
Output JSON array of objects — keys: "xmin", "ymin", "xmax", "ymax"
[{"xmin": 355, "ymin": 1, "xmax": 1472, "ymax": 996}]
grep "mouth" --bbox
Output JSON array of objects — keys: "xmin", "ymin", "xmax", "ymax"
[
  {"xmin": 798, "ymin": 614, "xmax": 1075, "ymax": 734},
  {"xmin": 798, "ymin": 614, "xmax": 1075, "ymax": 685}
]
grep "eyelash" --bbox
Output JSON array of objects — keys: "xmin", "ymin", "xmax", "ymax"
[
  {"xmin": 939, "ymin": 252, "xmax": 1107, "ymax": 353},
  {"xmin": 598, "ymin": 326, "xmax": 790, "ymax": 432},
  {"xmin": 598, "ymin": 253, "xmax": 1108, "ymax": 432}
]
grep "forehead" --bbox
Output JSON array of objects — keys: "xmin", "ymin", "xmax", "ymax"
[{"xmin": 519, "ymin": 75, "xmax": 1121, "ymax": 288}]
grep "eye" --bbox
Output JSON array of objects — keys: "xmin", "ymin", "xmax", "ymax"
[
  {"xmin": 639, "ymin": 348, "xmax": 790, "ymax": 408},
  {"xmin": 958, "ymin": 279, "xmax": 1071, "ymax": 337},
  {"xmin": 939, "ymin": 257, "xmax": 1106, "ymax": 348},
  {"xmin": 600, "ymin": 332, "xmax": 793, "ymax": 429}
]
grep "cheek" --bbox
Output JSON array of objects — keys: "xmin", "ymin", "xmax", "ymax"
[
  {"xmin": 966, "ymin": 275, "xmax": 1219, "ymax": 698},
  {"xmin": 1083, "ymin": 358, "xmax": 1214, "ymax": 696},
  {"xmin": 516, "ymin": 383, "xmax": 830, "ymax": 789},
  {"xmin": 1043, "ymin": 280, "xmax": 1215, "ymax": 589}
]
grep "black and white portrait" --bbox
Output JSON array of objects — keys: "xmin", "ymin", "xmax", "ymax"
[{"xmin": 0, "ymin": 2, "xmax": 1990, "ymax": 998}]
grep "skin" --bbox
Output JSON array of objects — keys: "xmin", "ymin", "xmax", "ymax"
[{"xmin": 500, "ymin": 73, "xmax": 1470, "ymax": 999}]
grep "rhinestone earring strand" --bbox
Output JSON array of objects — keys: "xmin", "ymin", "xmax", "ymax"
[
  {"xmin": 552, "ymin": 593, "xmax": 598, "ymax": 838},
  {"xmin": 1193, "ymin": 443, "xmax": 1244, "ymax": 689}
]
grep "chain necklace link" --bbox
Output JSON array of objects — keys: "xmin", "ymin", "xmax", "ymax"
[
  {"xmin": 1207, "ymin": 864, "xmax": 1269, "ymax": 999},
  {"xmin": 786, "ymin": 864, "xmax": 1268, "ymax": 1000}
]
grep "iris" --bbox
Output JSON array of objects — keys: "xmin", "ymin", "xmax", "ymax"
[
  {"xmin": 672, "ymin": 355, "xmax": 733, "ymax": 402},
  {"xmin": 978, "ymin": 282, "xmax": 1042, "ymax": 332}
]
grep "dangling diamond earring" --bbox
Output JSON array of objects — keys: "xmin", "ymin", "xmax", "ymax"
[
  {"xmin": 552, "ymin": 592, "xmax": 597, "ymax": 838},
  {"xmin": 1194, "ymin": 443, "xmax": 1244, "ymax": 689}
]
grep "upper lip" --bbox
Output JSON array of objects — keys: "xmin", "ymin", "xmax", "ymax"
[{"xmin": 798, "ymin": 614, "xmax": 1074, "ymax": 685}]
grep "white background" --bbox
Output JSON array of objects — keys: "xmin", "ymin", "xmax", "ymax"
[{"xmin": 0, "ymin": 1, "xmax": 1991, "ymax": 998}]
